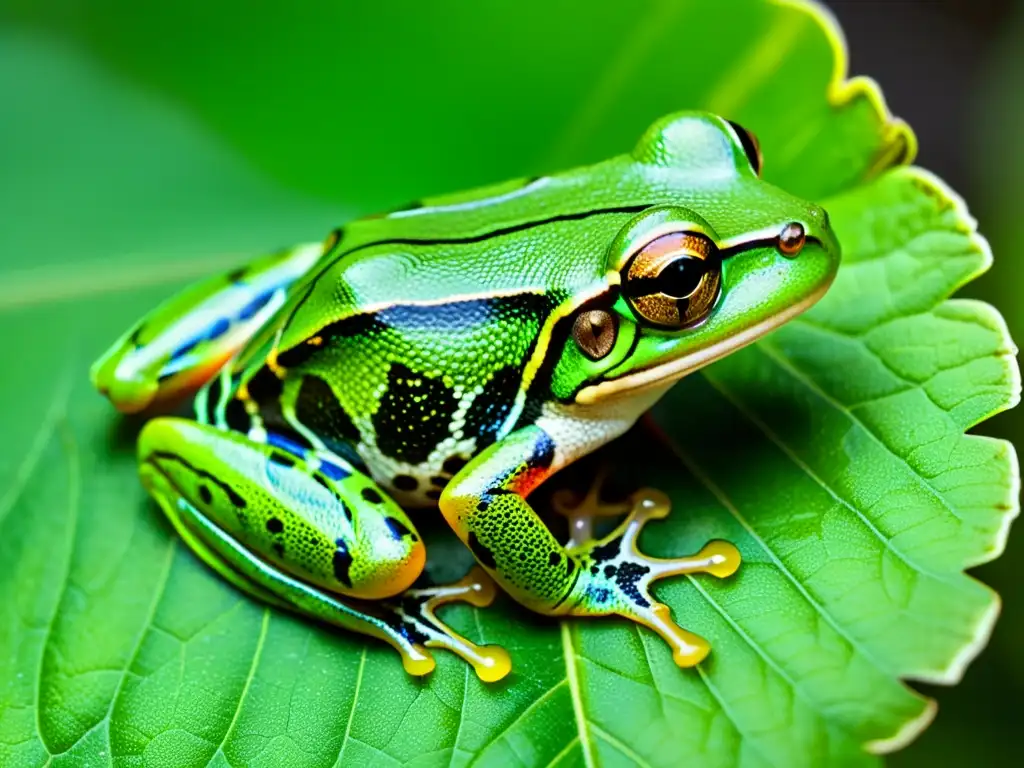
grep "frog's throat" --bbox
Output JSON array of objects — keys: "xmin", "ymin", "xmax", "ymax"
[{"xmin": 574, "ymin": 280, "xmax": 831, "ymax": 406}]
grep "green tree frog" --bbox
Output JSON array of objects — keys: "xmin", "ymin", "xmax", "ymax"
[{"xmin": 92, "ymin": 112, "xmax": 839, "ymax": 682}]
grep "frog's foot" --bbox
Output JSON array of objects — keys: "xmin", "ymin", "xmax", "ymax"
[
  {"xmin": 380, "ymin": 567, "xmax": 512, "ymax": 683},
  {"xmin": 561, "ymin": 487, "xmax": 741, "ymax": 668}
]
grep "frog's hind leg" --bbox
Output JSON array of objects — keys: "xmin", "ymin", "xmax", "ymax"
[
  {"xmin": 139, "ymin": 416, "xmax": 510, "ymax": 680},
  {"xmin": 92, "ymin": 241, "xmax": 323, "ymax": 413}
]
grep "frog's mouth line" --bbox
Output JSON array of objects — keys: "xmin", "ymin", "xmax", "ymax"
[{"xmin": 574, "ymin": 279, "xmax": 831, "ymax": 406}]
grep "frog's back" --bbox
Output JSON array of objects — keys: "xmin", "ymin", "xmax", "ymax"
[
  {"xmin": 222, "ymin": 116, "xmax": 779, "ymax": 502},
  {"xmin": 228, "ymin": 162, "xmax": 654, "ymax": 502}
]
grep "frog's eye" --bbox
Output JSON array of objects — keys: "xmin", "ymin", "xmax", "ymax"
[
  {"xmin": 572, "ymin": 309, "xmax": 618, "ymax": 360},
  {"xmin": 726, "ymin": 120, "xmax": 762, "ymax": 176},
  {"xmin": 622, "ymin": 231, "xmax": 722, "ymax": 328}
]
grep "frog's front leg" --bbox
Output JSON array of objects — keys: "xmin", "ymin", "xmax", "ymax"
[
  {"xmin": 440, "ymin": 426, "xmax": 741, "ymax": 667},
  {"xmin": 92, "ymin": 242, "xmax": 323, "ymax": 413},
  {"xmin": 138, "ymin": 417, "xmax": 510, "ymax": 681}
]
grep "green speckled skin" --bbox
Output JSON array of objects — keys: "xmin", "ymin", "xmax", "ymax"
[{"xmin": 93, "ymin": 112, "xmax": 840, "ymax": 679}]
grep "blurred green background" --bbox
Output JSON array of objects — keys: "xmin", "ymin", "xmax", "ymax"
[{"xmin": 0, "ymin": 0, "xmax": 1020, "ymax": 764}]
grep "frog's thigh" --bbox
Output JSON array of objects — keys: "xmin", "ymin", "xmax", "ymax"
[
  {"xmin": 91, "ymin": 241, "xmax": 321, "ymax": 413},
  {"xmin": 440, "ymin": 426, "xmax": 742, "ymax": 668},
  {"xmin": 139, "ymin": 458, "xmax": 440, "ymax": 676},
  {"xmin": 138, "ymin": 416, "xmax": 511, "ymax": 681},
  {"xmin": 137, "ymin": 416, "xmax": 425, "ymax": 601}
]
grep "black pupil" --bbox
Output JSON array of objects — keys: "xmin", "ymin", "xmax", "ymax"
[{"xmin": 656, "ymin": 256, "xmax": 707, "ymax": 297}]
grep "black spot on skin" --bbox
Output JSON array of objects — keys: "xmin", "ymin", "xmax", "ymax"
[
  {"xmin": 278, "ymin": 314, "xmax": 382, "ymax": 368},
  {"xmin": 549, "ymin": 551, "xmax": 561, "ymax": 567},
  {"xmin": 269, "ymin": 452, "xmax": 295, "ymax": 468},
  {"xmin": 590, "ymin": 536, "xmax": 622, "ymax": 564},
  {"xmin": 198, "ymin": 485, "xmax": 212, "ymax": 505},
  {"xmin": 486, "ymin": 488, "xmax": 516, "ymax": 496},
  {"xmin": 463, "ymin": 365, "xmax": 522, "ymax": 449},
  {"xmin": 226, "ymin": 267, "xmax": 247, "ymax": 283},
  {"xmin": 340, "ymin": 502, "xmax": 352, "ymax": 522},
  {"xmin": 373, "ymin": 363, "xmax": 458, "ymax": 464},
  {"xmin": 361, "ymin": 487, "xmax": 383, "ymax": 504},
  {"xmin": 333, "ymin": 543, "xmax": 354, "ymax": 587},
  {"xmin": 380, "ymin": 612, "xmax": 429, "ymax": 645},
  {"xmin": 152, "ymin": 451, "xmax": 247, "ymax": 510},
  {"xmin": 467, "ymin": 532, "xmax": 497, "ymax": 569},
  {"xmin": 393, "ymin": 474, "xmax": 418, "ymax": 492},
  {"xmin": 313, "ymin": 474, "xmax": 332, "ymax": 493},
  {"xmin": 225, "ymin": 398, "xmax": 249, "ymax": 433},
  {"xmin": 443, "ymin": 456, "xmax": 468, "ymax": 475},
  {"xmin": 247, "ymin": 366, "xmax": 284, "ymax": 402},
  {"xmin": 532, "ymin": 433, "xmax": 556, "ymax": 470},
  {"xmin": 266, "ymin": 517, "xmax": 284, "ymax": 534},
  {"xmin": 476, "ymin": 501, "xmax": 489, "ymax": 512},
  {"xmin": 294, "ymin": 375, "xmax": 362, "ymax": 451},
  {"xmin": 566, "ymin": 555, "xmax": 576, "ymax": 578},
  {"xmin": 384, "ymin": 517, "xmax": 413, "ymax": 540},
  {"xmin": 430, "ymin": 475, "xmax": 448, "ymax": 488},
  {"xmin": 615, "ymin": 562, "xmax": 651, "ymax": 608},
  {"xmin": 604, "ymin": 564, "xmax": 617, "ymax": 578},
  {"xmin": 272, "ymin": 542, "xmax": 285, "ymax": 558},
  {"xmin": 400, "ymin": 595, "xmax": 424, "ymax": 617},
  {"xmin": 202, "ymin": 377, "xmax": 223, "ymax": 423},
  {"xmin": 590, "ymin": 566, "xmax": 599, "ymax": 575}
]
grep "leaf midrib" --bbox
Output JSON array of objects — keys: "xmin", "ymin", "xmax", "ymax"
[{"xmin": 560, "ymin": 624, "xmax": 594, "ymax": 768}]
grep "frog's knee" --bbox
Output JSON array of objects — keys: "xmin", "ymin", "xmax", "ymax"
[{"xmin": 438, "ymin": 487, "xmax": 467, "ymax": 531}]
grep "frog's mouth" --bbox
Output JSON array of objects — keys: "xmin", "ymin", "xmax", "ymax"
[{"xmin": 573, "ymin": 280, "xmax": 830, "ymax": 406}]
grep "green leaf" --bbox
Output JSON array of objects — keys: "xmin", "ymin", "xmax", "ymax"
[
  {"xmin": 0, "ymin": 3, "xmax": 1015, "ymax": 767},
  {"xmin": 3, "ymin": 0, "xmax": 911, "ymax": 208}
]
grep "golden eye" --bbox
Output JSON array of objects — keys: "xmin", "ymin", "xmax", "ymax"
[
  {"xmin": 572, "ymin": 309, "xmax": 618, "ymax": 360},
  {"xmin": 623, "ymin": 231, "xmax": 721, "ymax": 328}
]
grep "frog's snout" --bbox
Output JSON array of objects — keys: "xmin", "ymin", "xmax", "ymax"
[{"xmin": 807, "ymin": 204, "xmax": 840, "ymax": 263}]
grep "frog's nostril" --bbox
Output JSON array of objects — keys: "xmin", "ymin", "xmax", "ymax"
[{"xmin": 778, "ymin": 222, "xmax": 806, "ymax": 257}]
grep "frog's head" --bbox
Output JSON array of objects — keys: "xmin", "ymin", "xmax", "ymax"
[{"xmin": 556, "ymin": 112, "xmax": 840, "ymax": 406}]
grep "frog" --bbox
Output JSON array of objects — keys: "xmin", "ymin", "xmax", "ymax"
[{"xmin": 91, "ymin": 111, "xmax": 839, "ymax": 682}]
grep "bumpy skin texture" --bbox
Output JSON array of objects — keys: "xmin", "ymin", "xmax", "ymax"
[{"xmin": 93, "ymin": 112, "xmax": 840, "ymax": 679}]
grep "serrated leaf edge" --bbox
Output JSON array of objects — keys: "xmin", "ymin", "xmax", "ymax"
[{"xmin": 780, "ymin": 0, "xmax": 919, "ymax": 175}]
